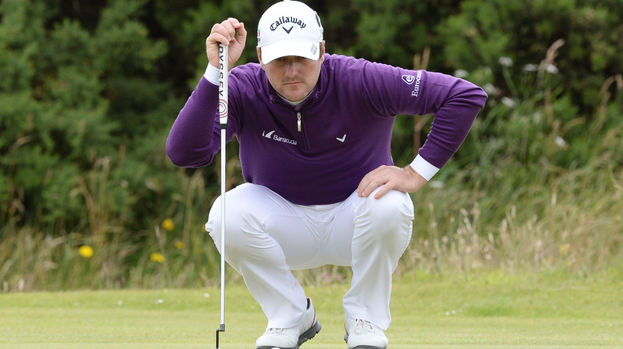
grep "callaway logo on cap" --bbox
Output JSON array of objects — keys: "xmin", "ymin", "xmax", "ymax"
[{"xmin": 257, "ymin": 0, "xmax": 323, "ymax": 64}]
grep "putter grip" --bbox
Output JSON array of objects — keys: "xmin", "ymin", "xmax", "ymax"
[{"xmin": 218, "ymin": 44, "xmax": 228, "ymax": 127}]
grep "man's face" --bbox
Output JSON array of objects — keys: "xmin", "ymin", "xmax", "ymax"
[{"xmin": 258, "ymin": 43, "xmax": 325, "ymax": 103}]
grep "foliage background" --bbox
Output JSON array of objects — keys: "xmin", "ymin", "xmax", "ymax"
[{"xmin": 1, "ymin": 0, "xmax": 622, "ymax": 291}]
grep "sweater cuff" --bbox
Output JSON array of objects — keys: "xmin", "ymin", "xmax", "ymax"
[
  {"xmin": 409, "ymin": 154, "xmax": 439, "ymax": 181},
  {"xmin": 203, "ymin": 64, "xmax": 220, "ymax": 85}
]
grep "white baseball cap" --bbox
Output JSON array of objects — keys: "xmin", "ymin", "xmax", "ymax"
[{"xmin": 257, "ymin": 0, "xmax": 323, "ymax": 64}]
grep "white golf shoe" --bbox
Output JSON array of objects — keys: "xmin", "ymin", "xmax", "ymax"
[
  {"xmin": 344, "ymin": 318, "xmax": 388, "ymax": 349},
  {"xmin": 256, "ymin": 298, "xmax": 321, "ymax": 349}
]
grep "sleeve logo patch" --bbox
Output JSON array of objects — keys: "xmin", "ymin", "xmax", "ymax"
[
  {"xmin": 411, "ymin": 71, "xmax": 422, "ymax": 97},
  {"xmin": 402, "ymin": 75, "xmax": 415, "ymax": 85}
]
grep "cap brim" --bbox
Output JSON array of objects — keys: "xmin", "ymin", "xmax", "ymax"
[{"xmin": 260, "ymin": 41, "xmax": 320, "ymax": 64}]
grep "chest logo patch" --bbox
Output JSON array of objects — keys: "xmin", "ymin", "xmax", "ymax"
[{"xmin": 262, "ymin": 130, "xmax": 298, "ymax": 146}]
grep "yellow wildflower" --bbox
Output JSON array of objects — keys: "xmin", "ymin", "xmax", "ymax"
[
  {"xmin": 150, "ymin": 252, "xmax": 166, "ymax": 263},
  {"xmin": 161, "ymin": 218, "xmax": 174, "ymax": 231},
  {"xmin": 174, "ymin": 240, "xmax": 185, "ymax": 250},
  {"xmin": 79, "ymin": 245, "xmax": 94, "ymax": 259}
]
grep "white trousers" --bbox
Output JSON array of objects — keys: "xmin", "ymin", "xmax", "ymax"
[{"xmin": 205, "ymin": 183, "xmax": 414, "ymax": 330}]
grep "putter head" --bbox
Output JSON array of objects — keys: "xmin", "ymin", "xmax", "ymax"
[{"xmin": 215, "ymin": 324, "xmax": 225, "ymax": 348}]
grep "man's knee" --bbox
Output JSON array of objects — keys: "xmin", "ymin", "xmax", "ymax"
[
  {"xmin": 354, "ymin": 189, "xmax": 414, "ymax": 241},
  {"xmin": 206, "ymin": 186, "xmax": 260, "ymax": 254},
  {"xmin": 357, "ymin": 189, "xmax": 413, "ymax": 220}
]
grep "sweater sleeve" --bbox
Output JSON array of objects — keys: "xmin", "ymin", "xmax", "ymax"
[
  {"xmin": 166, "ymin": 77, "xmax": 230, "ymax": 168},
  {"xmin": 414, "ymin": 71, "xmax": 487, "ymax": 168},
  {"xmin": 361, "ymin": 62, "xmax": 488, "ymax": 169}
]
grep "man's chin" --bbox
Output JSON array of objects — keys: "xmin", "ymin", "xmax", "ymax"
[{"xmin": 281, "ymin": 91, "xmax": 306, "ymax": 103}]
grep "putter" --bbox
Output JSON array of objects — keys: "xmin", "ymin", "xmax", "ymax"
[{"xmin": 216, "ymin": 43, "xmax": 228, "ymax": 349}]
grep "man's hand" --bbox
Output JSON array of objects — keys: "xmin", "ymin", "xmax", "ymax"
[
  {"xmin": 206, "ymin": 18, "xmax": 247, "ymax": 69},
  {"xmin": 357, "ymin": 165, "xmax": 428, "ymax": 199}
]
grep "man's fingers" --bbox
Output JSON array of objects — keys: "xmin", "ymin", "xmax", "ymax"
[
  {"xmin": 356, "ymin": 172, "xmax": 373, "ymax": 196},
  {"xmin": 358, "ymin": 165, "xmax": 428, "ymax": 199},
  {"xmin": 222, "ymin": 18, "xmax": 248, "ymax": 44},
  {"xmin": 373, "ymin": 184, "xmax": 392, "ymax": 200},
  {"xmin": 358, "ymin": 180, "xmax": 378, "ymax": 197},
  {"xmin": 208, "ymin": 32, "xmax": 230, "ymax": 46},
  {"xmin": 210, "ymin": 19, "xmax": 244, "ymax": 45},
  {"xmin": 360, "ymin": 177, "xmax": 393, "ymax": 199},
  {"xmin": 235, "ymin": 22, "xmax": 247, "ymax": 43},
  {"xmin": 356, "ymin": 166, "xmax": 383, "ymax": 190},
  {"xmin": 206, "ymin": 18, "xmax": 247, "ymax": 68},
  {"xmin": 357, "ymin": 167, "xmax": 391, "ymax": 197},
  {"xmin": 221, "ymin": 20, "xmax": 238, "ymax": 41},
  {"xmin": 215, "ymin": 26, "xmax": 235, "ymax": 44}
]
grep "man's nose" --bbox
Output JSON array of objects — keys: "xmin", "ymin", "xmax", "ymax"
[{"xmin": 284, "ymin": 59, "xmax": 299, "ymax": 77}]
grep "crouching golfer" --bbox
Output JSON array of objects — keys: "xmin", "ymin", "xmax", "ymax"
[{"xmin": 167, "ymin": 1, "xmax": 487, "ymax": 348}]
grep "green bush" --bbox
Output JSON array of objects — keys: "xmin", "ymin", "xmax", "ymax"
[
  {"xmin": 438, "ymin": 0, "xmax": 623, "ymax": 112},
  {"xmin": 0, "ymin": 0, "xmax": 621, "ymax": 290}
]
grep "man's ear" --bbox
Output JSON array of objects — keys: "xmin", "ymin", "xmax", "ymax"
[
  {"xmin": 320, "ymin": 41, "xmax": 326, "ymax": 62},
  {"xmin": 256, "ymin": 47, "xmax": 264, "ymax": 66}
]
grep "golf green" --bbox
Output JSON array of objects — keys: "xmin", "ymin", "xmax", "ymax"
[{"xmin": 1, "ymin": 271, "xmax": 621, "ymax": 348}]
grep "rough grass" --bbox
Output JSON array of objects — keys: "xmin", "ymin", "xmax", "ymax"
[
  {"xmin": 3, "ymin": 158, "xmax": 622, "ymax": 292},
  {"xmin": 1, "ymin": 271, "xmax": 621, "ymax": 348}
]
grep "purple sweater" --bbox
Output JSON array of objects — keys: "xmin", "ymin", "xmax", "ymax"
[{"xmin": 167, "ymin": 54, "xmax": 487, "ymax": 205}]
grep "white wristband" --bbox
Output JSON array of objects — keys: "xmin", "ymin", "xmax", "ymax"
[
  {"xmin": 204, "ymin": 64, "xmax": 220, "ymax": 85},
  {"xmin": 409, "ymin": 154, "xmax": 439, "ymax": 181}
]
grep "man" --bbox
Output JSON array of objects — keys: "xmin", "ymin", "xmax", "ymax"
[{"xmin": 166, "ymin": 1, "xmax": 487, "ymax": 348}]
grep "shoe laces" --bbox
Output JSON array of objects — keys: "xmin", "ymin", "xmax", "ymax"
[
  {"xmin": 265, "ymin": 327, "xmax": 287, "ymax": 335},
  {"xmin": 352, "ymin": 319, "xmax": 377, "ymax": 334}
]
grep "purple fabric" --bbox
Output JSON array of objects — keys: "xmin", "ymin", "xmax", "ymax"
[{"xmin": 167, "ymin": 54, "xmax": 487, "ymax": 205}]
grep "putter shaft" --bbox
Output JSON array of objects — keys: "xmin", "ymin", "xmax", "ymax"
[{"xmin": 216, "ymin": 43, "xmax": 228, "ymax": 348}]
